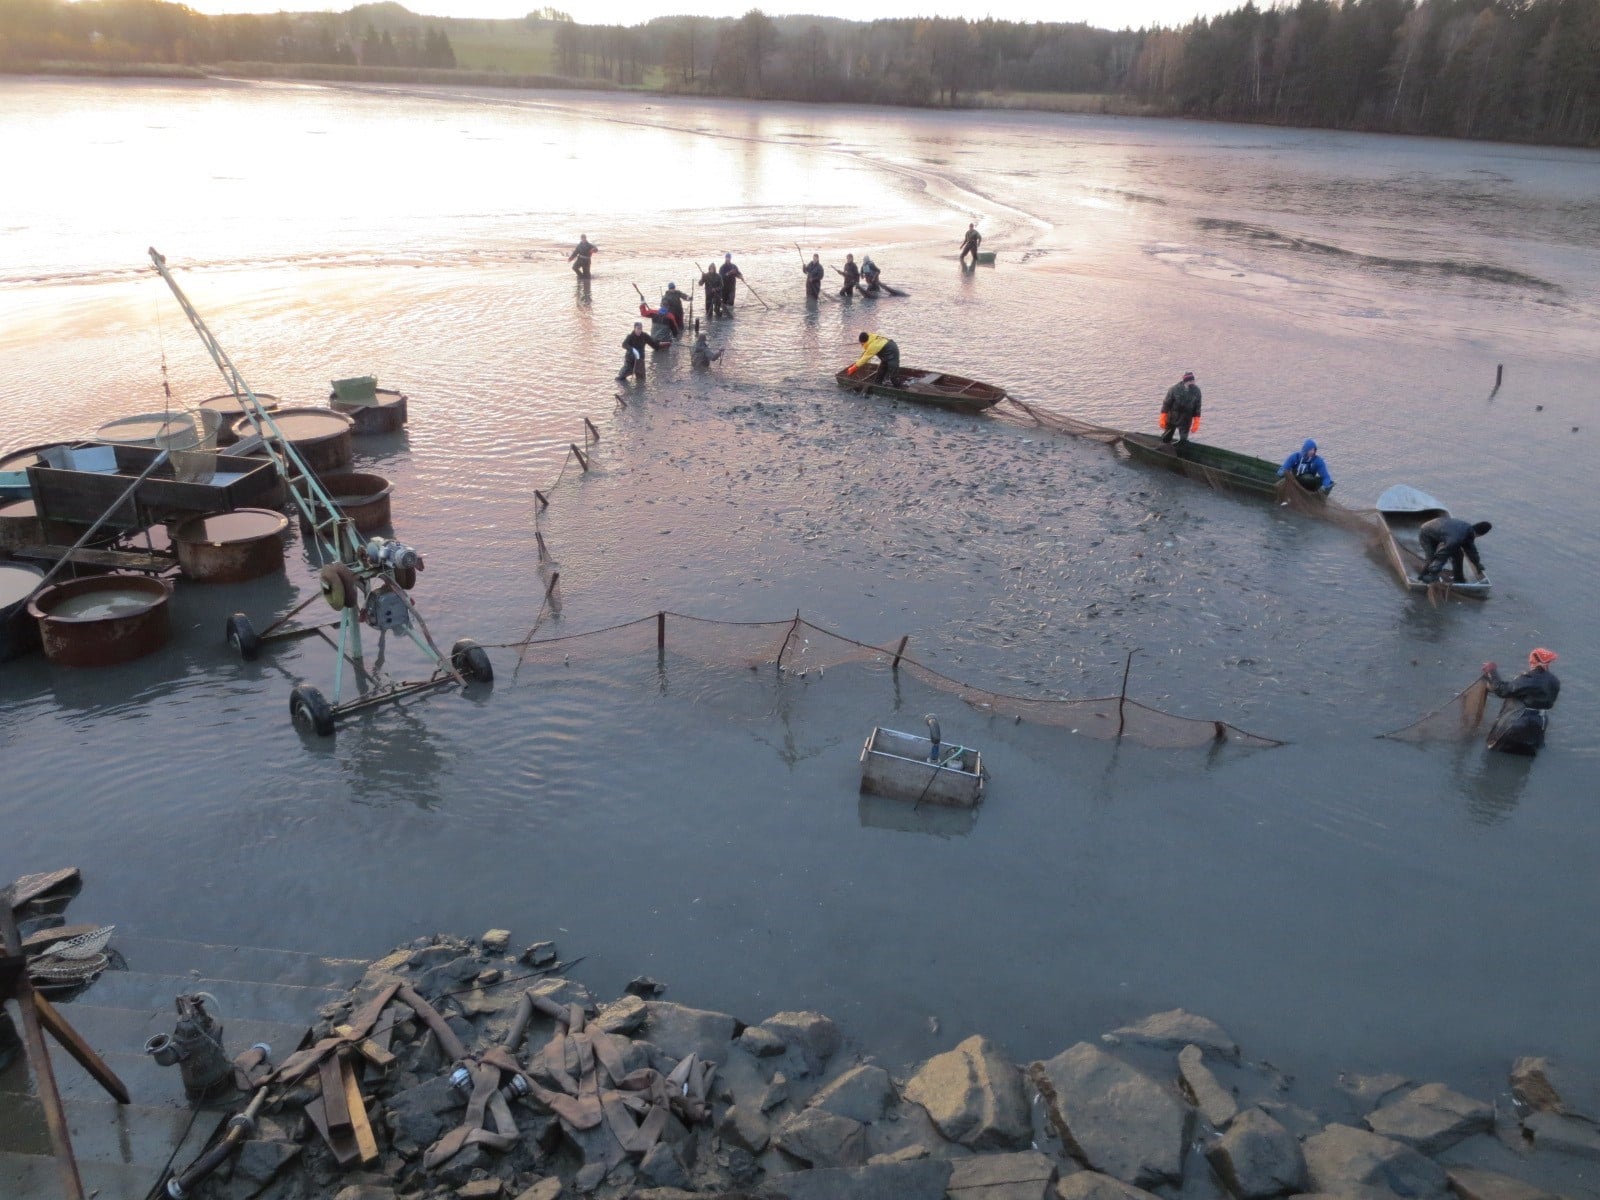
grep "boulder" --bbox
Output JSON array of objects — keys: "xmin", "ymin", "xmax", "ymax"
[
  {"xmin": 755, "ymin": 1158, "xmax": 953, "ymax": 1199},
  {"xmin": 774, "ymin": 1108, "xmax": 869, "ymax": 1168},
  {"xmin": 1339, "ymin": 1074, "xmax": 1414, "ymax": 1113},
  {"xmin": 1110, "ymin": 1011, "xmax": 1239, "ymax": 1062},
  {"xmin": 1447, "ymin": 1166, "xmax": 1565, "ymax": 1200},
  {"xmin": 760, "ymin": 1073, "xmax": 791, "ymax": 1113},
  {"xmin": 384, "ymin": 1075, "xmax": 463, "ymax": 1153},
  {"xmin": 511, "ymin": 1183, "xmax": 561, "ymax": 1200},
  {"xmin": 458, "ymin": 1180, "xmax": 503, "ymax": 1199},
  {"xmin": 904, "ymin": 1035, "xmax": 1032, "ymax": 1152},
  {"xmin": 721, "ymin": 1102, "xmax": 773, "ymax": 1155},
  {"xmin": 520, "ymin": 941, "xmax": 557, "ymax": 967},
  {"xmin": 643, "ymin": 1001, "xmax": 739, "ymax": 1064},
  {"xmin": 331, "ymin": 1187, "xmax": 397, "ymax": 1200},
  {"xmin": 1522, "ymin": 1112, "xmax": 1600, "ymax": 1161},
  {"xmin": 946, "ymin": 1149, "xmax": 1059, "ymax": 1200},
  {"xmin": 1301, "ymin": 1124, "xmax": 1448, "ymax": 1200},
  {"xmin": 1364, "ymin": 1085, "xmax": 1494, "ymax": 1155},
  {"xmin": 808, "ymin": 1064, "xmax": 896, "ymax": 1124},
  {"xmin": 1180, "ymin": 1045, "xmax": 1239, "ymax": 1129},
  {"xmin": 594, "ymin": 994, "xmax": 646, "ymax": 1036},
  {"xmin": 1511, "ymin": 1058, "xmax": 1600, "ymax": 1124},
  {"xmin": 638, "ymin": 1142, "xmax": 692, "ymax": 1190},
  {"xmin": 233, "ymin": 1138, "xmax": 300, "ymax": 1188},
  {"xmin": 480, "ymin": 929, "xmax": 511, "ymax": 953},
  {"xmin": 741, "ymin": 1025, "xmax": 787, "ymax": 1057},
  {"xmin": 761, "ymin": 1011, "xmax": 842, "ymax": 1075},
  {"xmin": 1054, "ymin": 1171, "xmax": 1167, "ymax": 1200},
  {"xmin": 1206, "ymin": 1109, "xmax": 1307, "ymax": 1199},
  {"xmin": 1031, "ymin": 1042, "xmax": 1193, "ymax": 1187}
]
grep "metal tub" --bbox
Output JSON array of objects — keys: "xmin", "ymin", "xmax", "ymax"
[
  {"xmin": 859, "ymin": 727, "xmax": 984, "ymax": 808},
  {"xmin": 28, "ymin": 575, "xmax": 172, "ymax": 667},
  {"xmin": 171, "ymin": 508, "xmax": 289, "ymax": 583}
]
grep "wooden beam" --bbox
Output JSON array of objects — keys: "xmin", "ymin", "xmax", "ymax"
[
  {"xmin": 340, "ymin": 1057, "xmax": 381, "ymax": 1168},
  {"xmin": 35, "ymin": 995, "xmax": 129, "ymax": 1103}
]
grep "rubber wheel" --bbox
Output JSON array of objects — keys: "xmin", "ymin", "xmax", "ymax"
[
  {"xmin": 451, "ymin": 638, "xmax": 493, "ymax": 683},
  {"xmin": 225, "ymin": 612, "xmax": 260, "ymax": 662},
  {"xmin": 289, "ymin": 683, "xmax": 335, "ymax": 737},
  {"xmin": 319, "ymin": 562, "xmax": 359, "ymax": 611},
  {"xmin": 392, "ymin": 564, "xmax": 417, "ymax": 590}
]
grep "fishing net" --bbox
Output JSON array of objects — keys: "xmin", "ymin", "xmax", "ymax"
[
  {"xmin": 1378, "ymin": 678, "xmax": 1490, "ymax": 742},
  {"xmin": 95, "ymin": 407, "xmax": 220, "ymax": 483},
  {"xmin": 1001, "ymin": 396, "xmax": 1124, "ymax": 444},
  {"xmin": 495, "ymin": 613, "xmax": 1283, "ymax": 750}
]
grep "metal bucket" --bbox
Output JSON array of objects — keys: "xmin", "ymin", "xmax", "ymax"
[
  {"xmin": 0, "ymin": 498, "xmax": 44, "ymax": 552},
  {"xmin": 200, "ymin": 392, "xmax": 279, "ymax": 446},
  {"xmin": 297, "ymin": 471, "xmax": 393, "ymax": 535},
  {"xmin": 330, "ymin": 388, "xmax": 408, "ymax": 435},
  {"xmin": 171, "ymin": 508, "xmax": 289, "ymax": 583},
  {"xmin": 232, "ymin": 408, "xmax": 353, "ymax": 477},
  {"xmin": 0, "ymin": 560, "xmax": 46, "ymax": 661},
  {"xmin": 28, "ymin": 575, "xmax": 172, "ymax": 667}
]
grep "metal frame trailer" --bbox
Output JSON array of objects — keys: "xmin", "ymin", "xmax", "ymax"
[{"xmin": 148, "ymin": 247, "xmax": 491, "ymax": 735}]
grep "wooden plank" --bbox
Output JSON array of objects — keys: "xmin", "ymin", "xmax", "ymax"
[
  {"xmin": 33, "ymin": 994, "xmax": 130, "ymax": 1104},
  {"xmin": 334, "ymin": 1023, "xmax": 396, "ymax": 1070},
  {"xmin": 340, "ymin": 1057, "xmax": 381, "ymax": 1167},
  {"xmin": 12, "ymin": 545, "xmax": 175, "ymax": 573},
  {"xmin": 318, "ymin": 1053, "xmax": 352, "ymax": 1134},
  {"xmin": 302, "ymin": 1092, "xmax": 361, "ymax": 1169}
]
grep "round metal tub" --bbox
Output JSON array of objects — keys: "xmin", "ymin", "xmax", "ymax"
[
  {"xmin": 28, "ymin": 575, "xmax": 172, "ymax": 667},
  {"xmin": 0, "ymin": 560, "xmax": 46, "ymax": 661},
  {"xmin": 200, "ymin": 392, "xmax": 279, "ymax": 446},
  {"xmin": 0, "ymin": 498, "xmax": 44, "ymax": 552},
  {"xmin": 297, "ymin": 471, "xmax": 393, "ymax": 536},
  {"xmin": 232, "ymin": 409, "xmax": 353, "ymax": 477},
  {"xmin": 330, "ymin": 388, "xmax": 408, "ymax": 435},
  {"xmin": 94, "ymin": 411, "xmax": 209, "ymax": 449},
  {"xmin": 0, "ymin": 442, "xmax": 71, "ymax": 472},
  {"xmin": 171, "ymin": 508, "xmax": 289, "ymax": 583}
]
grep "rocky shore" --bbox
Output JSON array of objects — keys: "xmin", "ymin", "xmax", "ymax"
[{"xmin": 192, "ymin": 932, "xmax": 1598, "ymax": 1200}]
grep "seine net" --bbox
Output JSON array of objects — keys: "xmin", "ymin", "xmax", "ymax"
[
  {"xmin": 496, "ymin": 613, "xmax": 1283, "ymax": 750},
  {"xmin": 1378, "ymin": 678, "xmax": 1490, "ymax": 742}
]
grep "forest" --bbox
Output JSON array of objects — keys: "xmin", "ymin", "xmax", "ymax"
[{"xmin": 2, "ymin": 0, "xmax": 1598, "ymax": 146}]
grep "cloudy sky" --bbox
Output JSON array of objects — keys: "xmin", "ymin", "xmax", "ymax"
[{"xmin": 179, "ymin": 0, "xmax": 1242, "ymax": 30}]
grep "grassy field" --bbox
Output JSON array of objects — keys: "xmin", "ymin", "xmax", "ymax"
[
  {"xmin": 445, "ymin": 27, "xmax": 555, "ymax": 75},
  {"xmin": 969, "ymin": 90, "xmax": 1165, "ymax": 116}
]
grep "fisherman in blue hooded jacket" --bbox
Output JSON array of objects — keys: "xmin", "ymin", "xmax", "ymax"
[{"xmin": 1277, "ymin": 438, "xmax": 1334, "ymax": 494}]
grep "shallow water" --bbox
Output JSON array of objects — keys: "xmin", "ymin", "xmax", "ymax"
[{"xmin": 2, "ymin": 78, "xmax": 1598, "ymax": 1108}]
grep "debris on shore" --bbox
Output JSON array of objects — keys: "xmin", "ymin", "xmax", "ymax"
[{"xmin": 175, "ymin": 931, "xmax": 1596, "ymax": 1200}]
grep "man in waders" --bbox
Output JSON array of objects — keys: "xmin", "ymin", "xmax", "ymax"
[
  {"xmin": 691, "ymin": 333, "xmax": 723, "ymax": 370},
  {"xmin": 659, "ymin": 282, "xmax": 692, "ymax": 336},
  {"xmin": 1482, "ymin": 648, "xmax": 1560, "ymax": 754},
  {"xmin": 847, "ymin": 331, "xmax": 902, "ymax": 387},
  {"xmin": 803, "ymin": 254, "xmax": 825, "ymax": 299},
  {"xmin": 1160, "ymin": 371, "xmax": 1202, "ymax": 443},
  {"xmin": 718, "ymin": 253, "xmax": 745, "ymax": 309},
  {"xmin": 700, "ymin": 264, "xmax": 725, "ymax": 319},
  {"xmin": 959, "ymin": 222, "xmax": 982, "ymax": 266},
  {"xmin": 839, "ymin": 253, "xmax": 861, "ymax": 298},
  {"xmin": 617, "ymin": 322, "xmax": 659, "ymax": 383},
  {"xmin": 1418, "ymin": 517, "xmax": 1491, "ymax": 584},
  {"xmin": 861, "ymin": 255, "xmax": 883, "ymax": 295},
  {"xmin": 568, "ymin": 235, "xmax": 597, "ymax": 278}
]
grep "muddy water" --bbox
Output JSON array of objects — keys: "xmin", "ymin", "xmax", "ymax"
[{"xmin": 2, "ymin": 79, "xmax": 1598, "ymax": 1105}]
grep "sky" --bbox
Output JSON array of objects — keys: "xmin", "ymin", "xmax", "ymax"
[{"xmin": 176, "ymin": 0, "xmax": 1245, "ymax": 31}]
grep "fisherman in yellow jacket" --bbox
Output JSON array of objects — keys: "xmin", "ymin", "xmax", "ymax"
[{"xmin": 845, "ymin": 331, "xmax": 902, "ymax": 387}]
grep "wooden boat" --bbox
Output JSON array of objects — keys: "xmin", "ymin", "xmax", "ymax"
[
  {"xmin": 1376, "ymin": 483, "xmax": 1491, "ymax": 597},
  {"xmin": 835, "ymin": 366, "xmax": 1006, "ymax": 412},
  {"xmin": 860, "ymin": 726, "xmax": 984, "ymax": 808},
  {"xmin": 1120, "ymin": 431, "xmax": 1283, "ymax": 497}
]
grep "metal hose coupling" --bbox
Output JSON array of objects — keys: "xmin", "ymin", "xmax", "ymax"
[{"xmin": 450, "ymin": 1062, "xmax": 531, "ymax": 1103}]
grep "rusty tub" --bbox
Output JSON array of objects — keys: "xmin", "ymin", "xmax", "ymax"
[{"xmin": 28, "ymin": 575, "xmax": 173, "ymax": 667}]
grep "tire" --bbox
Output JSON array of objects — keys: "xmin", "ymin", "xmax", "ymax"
[
  {"xmin": 289, "ymin": 684, "xmax": 335, "ymax": 737},
  {"xmin": 319, "ymin": 562, "xmax": 359, "ymax": 611},
  {"xmin": 451, "ymin": 638, "xmax": 493, "ymax": 683},
  {"xmin": 225, "ymin": 612, "xmax": 260, "ymax": 662}
]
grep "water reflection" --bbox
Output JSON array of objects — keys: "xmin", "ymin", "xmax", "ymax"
[
  {"xmin": 1452, "ymin": 744, "xmax": 1533, "ymax": 826},
  {"xmin": 858, "ymin": 791, "xmax": 977, "ymax": 838}
]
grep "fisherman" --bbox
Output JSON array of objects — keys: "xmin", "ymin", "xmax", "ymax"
[
  {"xmin": 1418, "ymin": 516, "xmax": 1491, "ymax": 584},
  {"xmin": 700, "ymin": 263, "xmax": 725, "ymax": 319},
  {"xmin": 846, "ymin": 330, "xmax": 902, "ymax": 387},
  {"xmin": 1481, "ymin": 648, "xmax": 1560, "ymax": 755},
  {"xmin": 838, "ymin": 253, "xmax": 861, "ymax": 298},
  {"xmin": 959, "ymin": 222, "xmax": 982, "ymax": 266},
  {"xmin": 803, "ymin": 253, "xmax": 825, "ymax": 299},
  {"xmin": 1277, "ymin": 438, "xmax": 1334, "ymax": 494},
  {"xmin": 659, "ymin": 282, "xmax": 692, "ymax": 335},
  {"xmin": 1160, "ymin": 371, "xmax": 1202, "ymax": 444},
  {"xmin": 616, "ymin": 321, "xmax": 659, "ymax": 383},
  {"xmin": 691, "ymin": 332, "xmax": 723, "ymax": 370},
  {"xmin": 718, "ymin": 253, "xmax": 745, "ymax": 309},
  {"xmin": 861, "ymin": 255, "xmax": 883, "ymax": 295},
  {"xmin": 568, "ymin": 235, "xmax": 597, "ymax": 278}
]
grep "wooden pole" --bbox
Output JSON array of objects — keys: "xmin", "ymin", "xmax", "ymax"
[
  {"xmin": 569, "ymin": 445, "xmax": 589, "ymax": 472},
  {"xmin": 1, "ymin": 897, "xmax": 85, "ymax": 1200},
  {"xmin": 583, "ymin": 417, "xmax": 600, "ymax": 443},
  {"xmin": 534, "ymin": 490, "xmax": 549, "ymax": 510},
  {"xmin": 891, "ymin": 635, "xmax": 910, "ymax": 670},
  {"xmin": 535, "ymin": 531, "xmax": 549, "ymax": 562},
  {"xmin": 656, "ymin": 611, "xmax": 666, "ymax": 650},
  {"xmin": 1116, "ymin": 649, "xmax": 1137, "ymax": 740},
  {"xmin": 35, "ymin": 996, "xmax": 129, "ymax": 1103}
]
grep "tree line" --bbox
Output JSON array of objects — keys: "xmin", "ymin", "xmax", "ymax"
[
  {"xmin": 0, "ymin": 0, "xmax": 456, "ymax": 69},
  {"xmin": 3, "ymin": 0, "xmax": 1597, "ymax": 146}
]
